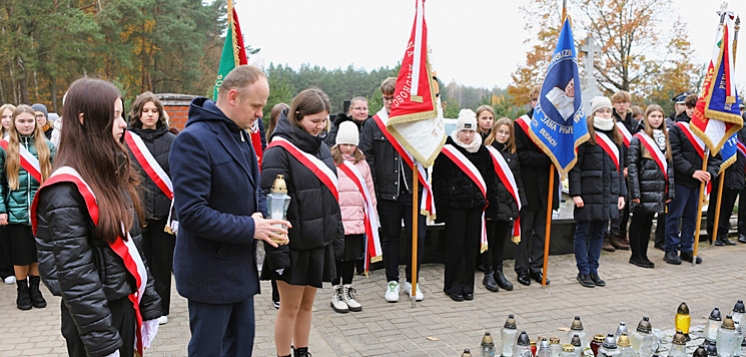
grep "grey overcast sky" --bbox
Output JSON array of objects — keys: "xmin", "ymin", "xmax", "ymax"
[{"xmin": 236, "ymin": 0, "xmax": 746, "ymax": 91}]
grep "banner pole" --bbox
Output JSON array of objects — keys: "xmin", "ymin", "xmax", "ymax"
[
  {"xmin": 692, "ymin": 149, "xmax": 710, "ymax": 266},
  {"xmin": 711, "ymin": 169, "xmax": 726, "ymax": 245},
  {"xmin": 411, "ymin": 163, "xmax": 419, "ymax": 308},
  {"xmin": 542, "ymin": 165, "xmax": 555, "ymax": 287}
]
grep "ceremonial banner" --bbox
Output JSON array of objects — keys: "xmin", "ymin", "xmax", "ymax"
[
  {"xmin": 720, "ymin": 133, "xmax": 739, "ymax": 170},
  {"xmin": 385, "ymin": 0, "xmax": 445, "ymax": 168},
  {"xmin": 213, "ymin": 0, "xmax": 263, "ymax": 167},
  {"xmin": 691, "ymin": 12, "xmax": 742, "ymax": 155},
  {"xmin": 529, "ymin": 16, "xmax": 589, "ymax": 176}
]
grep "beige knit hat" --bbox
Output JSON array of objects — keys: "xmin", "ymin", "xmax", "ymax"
[{"xmin": 335, "ymin": 121, "xmax": 359, "ymax": 146}]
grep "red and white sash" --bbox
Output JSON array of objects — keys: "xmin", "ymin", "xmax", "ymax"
[
  {"xmin": 675, "ymin": 122, "xmax": 711, "ymax": 194},
  {"xmin": 249, "ymin": 120, "xmax": 263, "ymax": 170},
  {"xmin": 124, "ymin": 131, "xmax": 178, "ymax": 233},
  {"xmin": 30, "ymin": 166, "xmax": 148, "ymax": 355},
  {"xmin": 372, "ymin": 109, "xmax": 435, "ymax": 218},
  {"xmin": 515, "ymin": 115, "xmax": 541, "ymax": 149},
  {"xmin": 634, "ymin": 132, "xmax": 669, "ymax": 191},
  {"xmin": 616, "ymin": 122, "xmax": 633, "ymax": 148},
  {"xmin": 337, "ymin": 161, "xmax": 381, "ymax": 272},
  {"xmin": 0, "ymin": 140, "xmax": 42, "ymax": 183},
  {"xmin": 441, "ymin": 144, "xmax": 489, "ymax": 253},
  {"xmin": 675, "ymin": 122, "xmax": 705, "ymax": 158},
  {"xmin": 267, "ymin": 137, "xmax": 339, "ymax": 201},
  {"xmin": 486, "ymin": 146, "xmax": 522, "ymax": 241},
  {"xmin": 595, "ymin": 132, "xmax": 620, "ymax": 172}
]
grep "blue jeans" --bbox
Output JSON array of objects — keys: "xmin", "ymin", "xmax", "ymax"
[
  {"xmin": 665, "ymin": 184, "xmax": 699, "ymax": 253},
  {"xmin": 573, "ymin": 220, "xmax": 607, "ymax": 275}
]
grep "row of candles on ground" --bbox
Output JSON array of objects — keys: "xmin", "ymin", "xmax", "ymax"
[{"xmin": 459, "ymin": 300, "xmax": 746, "ymax": 357}]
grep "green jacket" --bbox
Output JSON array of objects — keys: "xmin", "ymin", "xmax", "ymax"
[{"xmin": 0, "ymin": 135, "xmax": 56, "ymax": 225}]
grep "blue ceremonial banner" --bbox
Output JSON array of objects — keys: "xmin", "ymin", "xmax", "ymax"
[
  {"xmin": 529, "ymin": 16, "xmax": 589, "ymax": 176},
  {"xmin": 720, "ymin": 133, "xmax": 738, "ymax": 170}
]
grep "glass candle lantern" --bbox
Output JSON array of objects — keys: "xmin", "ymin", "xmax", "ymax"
[
  {"xmin": 502, "ymin": 315, "xmax": 518, "ymax": 357},
  {"xmin": 675, "ymin": 302, "xmax": 692, "ymax": 341}
]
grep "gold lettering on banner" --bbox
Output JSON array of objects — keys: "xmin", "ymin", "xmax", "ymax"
[{"xmin": 411, "ymin": 95, "xmax": 423, "ymax": 103}]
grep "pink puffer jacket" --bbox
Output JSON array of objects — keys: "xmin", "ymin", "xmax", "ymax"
[{"xmin": 336, "ymin": 155, "xmax": 377, "ymax": 235}]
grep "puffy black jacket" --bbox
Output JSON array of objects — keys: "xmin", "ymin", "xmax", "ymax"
[
  {"xmin": 720, "ymin": 127, "xmax": 746, "ymax": 190},
  {"xmin": 668, "ymin": 117, "xmax": 721, "ymax": 189},
  {"xmin": 627, "ymin": 135, "xmax": 676, "ymax": 213},
  {"xmin": 35, "ymin": 182, "xmax": 161, "ymax": 357},
  {"xmin": 432, "ymin": 137, "xmax": 499, "ymax": 221},
  {"xmin": 613, "ymin": 109, "xmax": 638, "ymax": 167},
  {"xmin": 127, "ymin": 126, "xmax": 176, "ymax": 220},
  {"xmin": 261, "ymin": 113, "xmax": 344, "ymax": 258},
  {"xmin": 569, "ymin": 129, "xmax": 628, "ymax": 222},
  {"xmin": 514, "ymin": 115, "xmax": 559, "ymax": 212},
  {"xmin": 490, "ymin": 142, "xmax": 528, "ymax": 221},
  {"xmin": 359, "ymin": 113, "xmax": 419, "ymax": 201}
]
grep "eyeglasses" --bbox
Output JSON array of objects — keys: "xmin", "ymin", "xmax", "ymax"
[
  {"xmin": 351, "ymin": 106, "xmax": 368, "ymax": 111},
  {"xmin": 530, "ymin": 98, "xmax": 539, "ymax": 103},
  {"xmin": 382, "ymin": 96, "xmax": 395, "ymax": 102}
]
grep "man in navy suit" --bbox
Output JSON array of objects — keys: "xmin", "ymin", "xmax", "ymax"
[{"xmin": 169, "ymin": 65, "xmax": 290, "ymax": 357}]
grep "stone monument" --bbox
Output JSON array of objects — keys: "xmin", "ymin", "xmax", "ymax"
[{"xmin": 579, "ymin": 35, "xmax": 605, "ymax": 114}]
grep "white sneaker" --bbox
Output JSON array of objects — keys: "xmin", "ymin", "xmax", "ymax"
[
  {"xmin": 330, "ymin": 285, "xmax": 349, "ymax": 313},
  {"xmin": 342, "ymin": 284, "xmax": 362, "ymax": 312},
  {"xmin": 385, "ymin": 281, "xmax": 400, "ymax": 303},
  {"xmin": 4, "ymin": 276, "xmax": 16, "ymax": 285},
  {"xmin": 403, "ymin": 282, "xmax": 424, "ymax": 301},
  {"xmin": 158, "ymin": 316, "xmax": 168, "ymax": 325}
]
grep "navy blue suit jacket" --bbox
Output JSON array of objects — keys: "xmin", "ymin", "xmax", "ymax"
[{"xmin": 169, "ymin": 98, "xmax": 267, "ymax": 304}]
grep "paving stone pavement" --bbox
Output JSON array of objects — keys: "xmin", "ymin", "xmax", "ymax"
[{"xmin": 1, "ymin": 239, "xmax": 745, "ymax": 357}]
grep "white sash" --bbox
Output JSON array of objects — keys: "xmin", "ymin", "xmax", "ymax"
[
  {"xmin": 595, "ymin": 132, "xmax": 620, "ymax": 172},
  {"xmin": 486, "ymin": 146, "xmax": 521, "ymax": 211},
  {"xmin": 441, "ymin": 144, "xmax": 488, "ymax": 253}
]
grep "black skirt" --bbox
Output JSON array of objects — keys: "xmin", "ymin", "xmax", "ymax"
[
  {"xmin": 9, "ymin": 224, "xmax": 37, "ymax": 266},
  {"xmin": 261, "ymin": 244, "xmax": 336, "ymax": 288}
]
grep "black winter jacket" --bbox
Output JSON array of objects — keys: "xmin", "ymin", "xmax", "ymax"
[
  {"xmin": 432, "ymin": 137, "xmax": 499, "ymax": 222},
  {"xmin": 490, "ymin": 142, "xmax": 528, "ymax": 221},
  {"xmin": 720, "ymin": 127, "xmax": 746, "ymax": 190},
  {"xmin": 128, "ymin": 126, "xmax": 176, "ymax": 220},
  {"xmin": 613, "ymin": 109, "xmax": 638, "ymax": 167},
  {"xmin": 514, "ymin": 115, "xmax": 559, "ymax": 212},
  {"xmin": 359, "ymin": 113, "xmax": 418, "ymax": 201},
  {"xmin": 35, "ymin": 183, "xmax": 161, "ymax": 357},
  {"xmin": 261, "ymin": 113, "xmax": 344, "ymax": 262},
  {"xmin": 569, "ymin": 129, "xmax": 628, "ymax": 222},
  {"xmin": 668, "ymin": 117, "xmax": 721, "ymax": 189},
  {"xmin": 628, "ymin": 134, "xmax": 675, "ymax": 213}
]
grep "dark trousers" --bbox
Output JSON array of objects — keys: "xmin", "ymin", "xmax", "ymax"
[
  {"xmin": 334, "ymin": 260, "xmax": 356, "ymax": 285},
  {"xmin": 610, "ymin": 204, "xmax": 630, "ymax": 237},
  {"xmin": 481, "ymin": 219, "xmax": 512, "ymax": 272},
  {"xmin": 271, "ymin": 280, "xmax": 279, "ymax": 304},
  {"xmin": 573, "ymin": 220, "xmax": 607, "ymax": 275},
  {"xmin": 706, "ymin": 179, "xmax": 739, "ymax": 241},
  {"xmin": 654, "ymin": 213, "xmax": 667, "ymax": 247},
  {"xmin": 443, "ymin": 207, "xmax": 482, "ymax": 295},
  {"xmin": 738, "ymin": 188, "xmax": 746, "ymax": 235},
  {"xmin": 0, "ymin": 226, "xmax": 13, "ymax": 279},
  {"xmin": 515, "ymin": 210, "xmax": 547, "ymax": 274},
  {"xmin": 142, "ymin": 218, "xmax": 176, "ymax": 316},
  {"xmin": 378, "ymin": 194, "xmax": 426, "ymax": 283},
  {"xmin": 629, "ymin": 211, "xmax": 655, "ymax": 262},
  {"xmin": 188, "ymin": 297, "xmax": 255, "ymax": 357},
  {"xmin": 665, "ymin": 184, "xmax": 699, "ymax": 253},
  {"xmin": 61, "ymin": 297, "xmax": 134, "ymax": 357}
]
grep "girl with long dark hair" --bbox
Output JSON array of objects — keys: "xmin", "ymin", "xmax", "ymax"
[{"xmin": 33, "ymin": 78, "xmax": 162, "ymax": 357}]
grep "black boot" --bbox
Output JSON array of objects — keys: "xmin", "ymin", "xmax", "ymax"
[
  {"xmin": 29, "ymin": 276, "xmax": 47, "ymax": 308},
  {"xmin": 482, "ymin": 270, "xmax": 499, "ymax": 292},
  {"xmin": 293, "ymin": 347, "xmax": 312, "ymax": 357},
  {"xmin": 16, "ymin": 278, "xmax": 31, "ymax": 310},
  {"xmin": 495, "ymin": 266, "xmax": 514, "ymax": 291}
]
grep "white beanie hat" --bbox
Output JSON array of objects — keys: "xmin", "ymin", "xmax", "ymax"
[
  {"xmin": 335, "ymin": 121, "xmax": 359, "ymax": 146},
  {"xmin": 590, "ymin": 96, "xmax": 612, "ymax": 115},
  {"xmin": 457, "ymin": 109, "xmax": 477, "ymax": 132}
]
